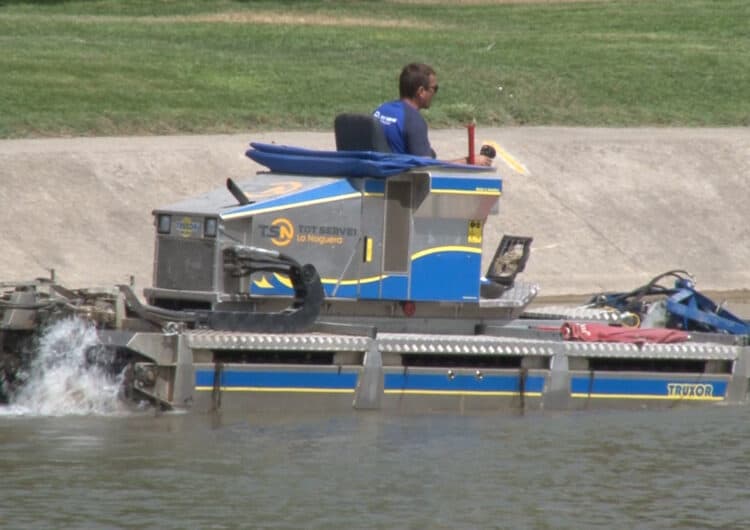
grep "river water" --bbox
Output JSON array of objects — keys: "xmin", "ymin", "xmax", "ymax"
[
  {"xmin": 2, "ymin": 405, "xmax": 750, "ymax": 529},
  {"xmin": 1, "ymin": 324, "xmax": 749, "ymax": 529}
]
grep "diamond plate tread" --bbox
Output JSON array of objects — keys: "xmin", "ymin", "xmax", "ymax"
[
  {"xmin": 561, "ymin": 340, "xmax": 740, "ymax": 360},
  {"xmin": 376, "ymin": 333, "xmax": 556, "ymax": 356},
  {"xmin": 479, "ymin": 282, "xmax": 539, "ymax": 308},
  {"xmin": 522, "ymin": 305, "xmax": 624, "ymax": 322},
  {"xmin": 186, "ymin": 330, "xmax": 372, "ymax": 351},
  {"xmin": 184, "ymin": 329, "xmax": 742, "ymax": 361}
]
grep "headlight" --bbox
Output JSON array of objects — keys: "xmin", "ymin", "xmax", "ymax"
[
  {"xmin": 204, "ymin": 217, "xmax": 218, "ymax": 238},
  {"xmin": 157, "ymin": 214, "xmax": 171, "ymax": 234}
]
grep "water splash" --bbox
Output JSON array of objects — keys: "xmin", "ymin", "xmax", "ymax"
[{"xmin": 4, "ymin": 318, "xmax": 128, "ymax": 416}]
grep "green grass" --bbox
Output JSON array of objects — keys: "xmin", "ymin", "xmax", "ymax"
[{"xmin": 1, "ymin": 0, "xmax": 748, "ymax": 138}]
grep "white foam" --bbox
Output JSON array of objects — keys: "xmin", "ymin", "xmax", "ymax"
[{"xmin": 2, "ymin": 318, "xmax": 128, "ymax": 417}]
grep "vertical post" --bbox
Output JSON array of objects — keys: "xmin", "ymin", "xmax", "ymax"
[
  {"xmin": 726, "ymin": 347, "xmax": 750, "ymax": 403},
  {"xmin": 211, "ymin": 362, "xmax": 223, "ymax": 411},
  {"xmin": 353, "ymin": 339, "xmax": 384, "ymax": 410},
  {"xmin": 466, "ymin": 122, "xmax": 476, "ymax": 164},
  {"xmin": 542, "ymin": 350, "xmax": 572, "ymax": 411},
  {"xmin": 172, "ymin": 333, "xmax": 195, "ymax": 410}
]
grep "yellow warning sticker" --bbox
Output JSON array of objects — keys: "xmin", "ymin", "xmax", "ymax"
[{"xmin": 468, "ymin": 220, "xmax": 482, "ymax": 244}]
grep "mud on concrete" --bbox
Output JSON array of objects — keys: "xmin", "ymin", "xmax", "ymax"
[{"xmin": 1, "ymin": 127, "xmax": 748, "ymax": 307}]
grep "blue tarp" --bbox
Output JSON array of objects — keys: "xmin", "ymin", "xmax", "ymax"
[{"xmin": 246, "ymin": 142, "xmax": 483, "ymax": 178}]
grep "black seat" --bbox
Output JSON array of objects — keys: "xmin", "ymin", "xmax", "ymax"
[
  {"xmin": 480, "ymin": 235, "xmax": 534, "ymax": 298},
  {"xmin": 485, "ymin": 235, "xmax": 533, "ymax": 286},
  {"xmin": 334, "ymin": 113, "xmax": 391, "ymax": 153}
]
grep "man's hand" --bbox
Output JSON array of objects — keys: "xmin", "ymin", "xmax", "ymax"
[
  {"xmin": 474, "ymin": 154, "xmax": 493, "ymax": 167},
  {"xmin": 451, "ymin": 154, "xmax": 494, "ymax": 166}
]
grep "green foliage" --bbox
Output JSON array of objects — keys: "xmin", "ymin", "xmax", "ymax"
[{"xmin": 1, "ymin": 0, "xmax": 748, "ymax": 137}]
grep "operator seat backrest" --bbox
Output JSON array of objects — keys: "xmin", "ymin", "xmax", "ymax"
[{"xmin": 334, "ymin": 113, "xmax": 392, "ymax": 153}]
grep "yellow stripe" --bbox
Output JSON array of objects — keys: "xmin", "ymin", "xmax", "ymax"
[
  {"xmin": 222, "ymin": 192, "xmax": 360, "ymax": 219},
  {"xmin": 571, "ymin": 393, "xmax": 724, "ymax": 401},
  {"xmin": 495, "ymin": 144, "xmax": 529, "ymax": 176},
  {"xmin": 196, "ymin": 386, "xmax": 355, "ymax": 394},
  {"xmin": 411, "ymin": 245, "xmax": 481, "ymax": 261},
  {"xmin": 266, "ymin": 272, "xmax": 388, "ymax": 288},
  {"xmin": 364, "ymin": 237, "xmax": 373, "ymax": 263},
  {"xmin": 273, "ymin": 272, "xmax": 293, "ymax": 288},
  {"xmin": 252, "ymin": 275, "xmax": 273, "ymax": 289},
  {"xmin": 322, "ymin": 274, "xmax": 388, "ymax": 286},
  {"xmin": 385, "ymin": 390, "xmax": 543, "ymax": 397},
  {"xmin": 262, "ymin": 246, "xmax": 479, "ymax": 289}
]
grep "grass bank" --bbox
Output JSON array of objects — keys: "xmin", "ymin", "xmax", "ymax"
[{"xmin": 1, "ymin": 0, "xmax": 748, "ymax": 138}]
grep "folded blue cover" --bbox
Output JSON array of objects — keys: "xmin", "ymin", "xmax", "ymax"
[{"xmin": 246, "ymin": 142, "xmax": 479, "ymax": 178}]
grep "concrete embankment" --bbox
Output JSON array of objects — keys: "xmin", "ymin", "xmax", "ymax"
[{"xmin": 1, "ymin": 127, "xmax": 748, "ymax": 303}]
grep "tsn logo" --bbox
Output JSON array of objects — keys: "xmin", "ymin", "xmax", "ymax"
[{"xmin": 258, "ymin": 218, "xmax": 294, "ymax": 247}]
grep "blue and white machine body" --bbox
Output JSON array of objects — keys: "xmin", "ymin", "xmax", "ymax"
[
  {"xmin": 155, "ymin": 143, "xmax": 507, "ymax": 306},
  {"xmin": 116, "ymin": 141, "xmax": 750, "ymax": 414}
]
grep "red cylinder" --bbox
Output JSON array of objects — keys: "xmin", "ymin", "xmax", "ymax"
[{"xmin": 467, "ymin": 122, "xmax": 475, "ymax": 164}]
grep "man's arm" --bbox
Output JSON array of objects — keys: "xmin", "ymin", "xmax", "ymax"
[
  {"xmin": 403, "ymin": 106, "xmax": 435, "ymax": 158},
  {"xmin": 448, "ymin": 154, "xmax": 493, "ymax": 166}
]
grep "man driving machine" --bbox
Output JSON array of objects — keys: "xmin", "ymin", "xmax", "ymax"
[{"xmin": 373, "ymin": 63, "xmax": 492, "ymax": 166}]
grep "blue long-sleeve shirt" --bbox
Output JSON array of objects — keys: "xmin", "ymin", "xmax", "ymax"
[{"xmin": 373, "ymin": 100, "xmax": 436, "ymax": 158}]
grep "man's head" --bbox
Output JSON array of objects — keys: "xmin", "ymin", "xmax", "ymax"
[{"xmin": 399, "ymin": 63, "xmax": 439, "ymax": 109}]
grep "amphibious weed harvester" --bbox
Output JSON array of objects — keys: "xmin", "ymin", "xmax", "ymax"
[{"xmin": 1, "ymin": 118, "xmax": 749, "ymax": 412}]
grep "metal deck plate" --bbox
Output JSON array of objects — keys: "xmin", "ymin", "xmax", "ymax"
[
  {"xmin": 523, "ymin": 305, "xmax": 624, "ymax": 322},
  {"xmin": 479, "ymin": 281, "xmax": 539, "ymax": 308},
  {"xmin": 185, "ymin": 329, "xmax": 740, "ymax": 361},
  {"xmin": 187, "ymin": 330, "xmax": 372, "ymax": 351},
  {"xmin": 377, "ymin": 333, "xmax": 555, "ymax": 356},
  {"xmin": 561, "ymin": 340, "xmax": 739, "ymax": 360}
]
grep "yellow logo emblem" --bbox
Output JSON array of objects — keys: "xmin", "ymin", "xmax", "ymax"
[
  {"xmin": 245, "ymin": 181, "xmax": 304, "ymax": 200},
  {"xmin": 271, "ymin": 218, "xmax": 294, "ymax": 247}
]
